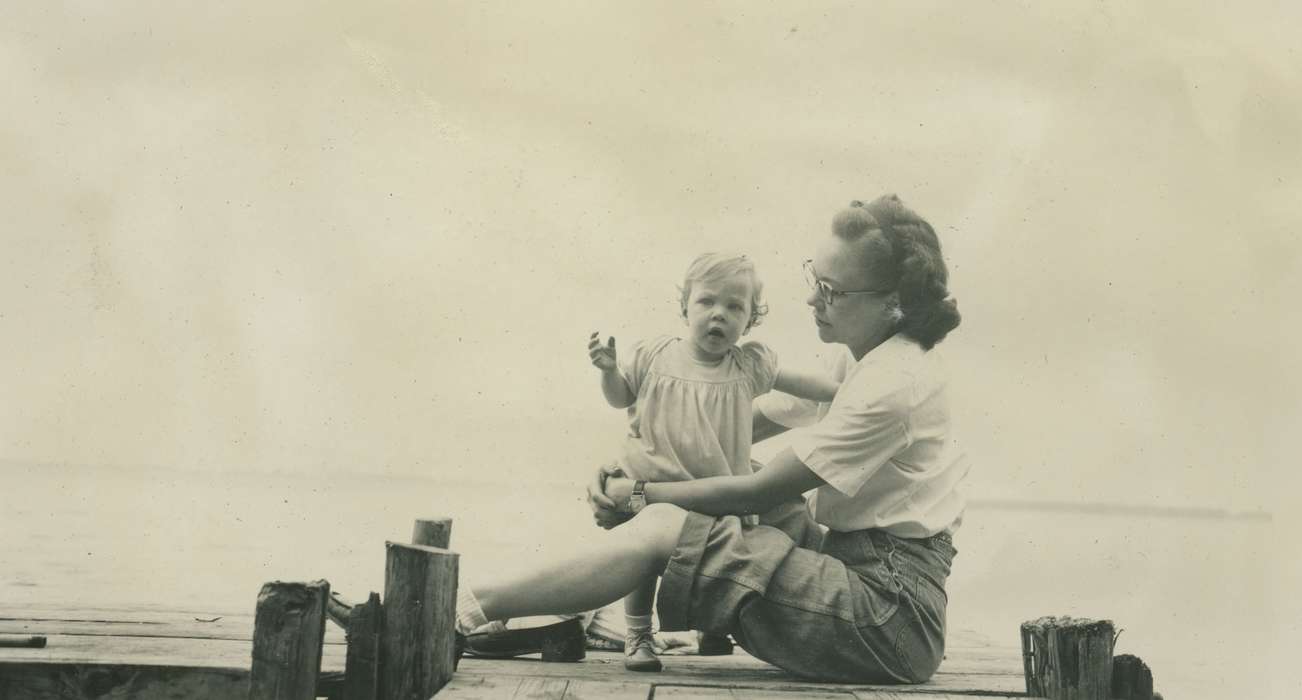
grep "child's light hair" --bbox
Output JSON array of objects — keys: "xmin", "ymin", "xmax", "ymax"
[{"xmin": 677, "ymin": 252, "xmax": 769, "ymax": 331}]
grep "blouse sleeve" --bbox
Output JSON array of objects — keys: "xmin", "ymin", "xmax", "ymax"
[
  {"xmin": 738, "ymin": 340, "xmax": 780, "ymax": 396},
  {"xmin": 787, "ymin": 368, "xmax": 913, "ymax": 497}
]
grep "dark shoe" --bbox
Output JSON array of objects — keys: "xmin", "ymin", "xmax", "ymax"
[
  {"xmin": 464, "ymin": 618, "xmax": 586, "ymax": 662},
  {"xmin": 454, "ymin": 631, "xmax": 466, "ymax": 670},
  {"xmin": 697, "ymin": 631, "xmax": 734, "ymax": 656}
]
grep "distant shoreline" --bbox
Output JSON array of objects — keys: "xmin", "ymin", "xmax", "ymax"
[
  {"xmin": 968, "ymin": 498, "xmax": 1272, "ymax": 521},
  {"xmin": 2, "ymin": 458, "xmax": 1274, "ymax": 522}
]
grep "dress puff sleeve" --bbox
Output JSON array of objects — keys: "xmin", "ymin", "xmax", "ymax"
[
  {"xmin": 738, "ymin": 340, "xmax": 780, "ymax": 396},
  {"xmin": 619, "ymin": 336, "xmax": 673, "ymax": 397}
]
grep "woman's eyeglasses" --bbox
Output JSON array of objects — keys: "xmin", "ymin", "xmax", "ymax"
[{"xmin": 803, "ymin": 260, "xmax": 891, "ymax": 306}]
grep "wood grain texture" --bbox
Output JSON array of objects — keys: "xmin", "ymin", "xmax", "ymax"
[
  {"xmin": 0, "ymin": 607, "xmax": 347, "ymax": 645},
  {"xmin": 512, "ymin": 676, "xmax": 570, "ymax": 698},
  {"xmin": 561, "ymin": 679, "xmax": 653, "ymax": 699},
  {"xmin": 342, "ymin": 592, "xmax": 382, "ymax": 700},
  {"xmin": 0, "ymin": 663, "xmax": 247, "ymax": 700},
  {"xmin": 412, "ymin": 517, "xmax": 453, "ymax": 548},
  {"xmin": 1021, "ymin": 616, "xmax": 1115, "ymax": 700},
  {"xmin": 378, "ymin": 542, "xmax": 458, "ymax": 700},
  {"xmin": 0, "ymin": 604, "xmax": 1026, "ymax": 699},
  {"xmin": 249, "ymin": 580, "xmax": 330, "ymax": 700},
  {"xmin": 454, "ymin": 651, "xmax": 1026, "ymax": 696}
]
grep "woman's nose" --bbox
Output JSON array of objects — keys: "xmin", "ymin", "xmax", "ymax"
[{"xmin": 806, "ymin": 289, "xmax": 822, "ymax": 308}]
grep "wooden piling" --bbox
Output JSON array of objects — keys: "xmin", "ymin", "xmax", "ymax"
[
  {"xmin": 378, "ymin": 541, "xmax": 459, "ymax": 700},
  {"xmin": 412, "ymin": 517, "xmax": 453, "ymax": 548},
  {"xmin": 249, "ymin": 580, "xmax": 330, "ymax": 700},
  {"xmin": 325, "ymin": 591, "xmax": 354, "ymax": 631},
  {"xmin": 1020, "ymin": 616, "xmax": 1115, "ymax": 700},
  {"xmin": 1111, "ymin": 653, "xmax": 1154, "ymax": 700},
  {"xmin": 342, "ymin": 592, "xmax": 383, "ymax": 700}
]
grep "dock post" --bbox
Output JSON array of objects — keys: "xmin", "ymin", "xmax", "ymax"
[
  {"xmin": 412, "ymin": 517, "xmax": 453, "ymax": 548},
  {"xmin": 378, "ymin": 541, "xmax": 459, "ymax": 700},
  {"xmin": 249, "ymin": 580, "xmax": 330, "ymax": 700},
  {"xmin": 1020, "ymin": 616, "xmax": 1115, "ymax": 700},
  {"xmin": 1111, "ymin": 653, "xmax": 1155, "ymax": 700},
  {"xmin": 342, "ymin": 592, "xmax": 383, "ymax": 700}
]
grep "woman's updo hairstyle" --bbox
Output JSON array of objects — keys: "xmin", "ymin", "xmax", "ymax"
[{"xmin": 831, "ymin": 194, "xmax": 961, "ymax": 349}]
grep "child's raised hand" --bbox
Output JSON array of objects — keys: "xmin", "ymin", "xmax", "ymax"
[{"xmin": 588, "ymin": 332, "xmax": 618, "ymax": 372}]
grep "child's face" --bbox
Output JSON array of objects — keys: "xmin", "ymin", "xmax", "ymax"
[{"xmin": 683, "ymin": 272, "xmax": 754, "ymax": 362}]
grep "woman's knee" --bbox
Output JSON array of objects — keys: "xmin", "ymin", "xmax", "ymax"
[{"xmin": 626, "ymin": 503, "xmax": 688, "ymax": 560}]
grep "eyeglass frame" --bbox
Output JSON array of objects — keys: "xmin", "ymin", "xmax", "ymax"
[{"xmin": 803, "ymin": 259, "xmax": 893, "ymax": 306}]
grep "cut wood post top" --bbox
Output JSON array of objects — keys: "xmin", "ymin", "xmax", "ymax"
[
  {"xmin": 385, "ymin": 540, "xmax": 457, "ymax": 556},
  {"xmin": 1020, "ymin": 616, "xmax": 1117, "ymax": 633},
  {"xmin": 1020, "ymin": 616, "xmax": 1117, "ymax": 700},
  {"xmin": 412, "ymin": 517, "xmax": 453, "ymax": 549}
]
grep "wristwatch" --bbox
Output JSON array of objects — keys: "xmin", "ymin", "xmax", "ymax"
[{"xmin": 628, "ymin": 480, "xmax": 648, "ymax": 514}]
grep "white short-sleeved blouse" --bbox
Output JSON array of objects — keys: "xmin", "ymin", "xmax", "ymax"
[{"xmin": 756, "ymin": 335, "xmax": 968, "ymax": 537}]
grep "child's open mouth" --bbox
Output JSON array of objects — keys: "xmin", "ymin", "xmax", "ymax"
[{"xmin": 707, "ymin": 328, "xmax": 726, "ymax": 338}]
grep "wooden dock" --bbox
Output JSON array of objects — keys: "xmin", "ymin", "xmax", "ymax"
[{"xmin": 0, "ymin": 604, "xmax": 1029, "ymax": 699}]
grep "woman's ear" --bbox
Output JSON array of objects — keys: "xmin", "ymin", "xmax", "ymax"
[{"xmin": 884, "ymin": 293, "xmax": 905, "ymax": 325}]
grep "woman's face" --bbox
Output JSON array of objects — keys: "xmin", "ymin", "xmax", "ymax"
[{"xmin": 806, "ymin": 233, "xmax": 896, "ymax": 358}]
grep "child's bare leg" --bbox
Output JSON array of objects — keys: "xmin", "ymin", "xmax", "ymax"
[
  {"xmin": 623, "ymin": 576, "xmax": 662, "ymax": 671},
  {"xmin": 623, "ymin": 576, "xmax": 656, "ymax": 618}
]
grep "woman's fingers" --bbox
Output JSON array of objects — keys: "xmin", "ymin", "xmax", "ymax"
[{"xmin": 587, "ymin": 467, "xmax": 616, "ymax": 511}]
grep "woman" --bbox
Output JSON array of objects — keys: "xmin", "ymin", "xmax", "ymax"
[{"xmin": 458, "ymin": 194, "xmax": 967, "ymax": 683}]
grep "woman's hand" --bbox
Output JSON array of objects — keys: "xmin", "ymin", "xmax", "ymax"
[
  {"xmin": 603, "ymin": 477, "xmax": 634, "ymax": 511},
  {"xmin": 587, "ymin": 464, "xmax": 631, "ymax": 529}
]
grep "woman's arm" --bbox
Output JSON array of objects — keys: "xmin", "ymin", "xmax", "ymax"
[
  {"xmin": 752, "ymin": 404, "xmax": 789, "ymax": 443},
  {"xmin": 772, "ymin": 367, "xmax": 840, "ymax": 403},
  {"xmin": 605, "ymin": 448, "xmax": 824, "ymax": 517}
]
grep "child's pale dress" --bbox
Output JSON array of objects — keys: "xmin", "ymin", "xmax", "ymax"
[{"xmin": 618, "ymin": 335, "xmax": 779, "ymax": 483}]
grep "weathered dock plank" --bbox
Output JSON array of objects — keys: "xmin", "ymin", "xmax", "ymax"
[
  {"xmin": 562, "ymin": 679, "xmax": 655, "ymax": 699},
  {"xmin": 0, "ymin": 662, "xmax": 248, "ymax": 700},
  {"xmin": 455, "ymin": 650, "xmax": 1026, "ymax": 696},
  {"xmin": 0, "ymin": 633, "xmax": 345, "ymax": 670},
  {"xmin": 0, "ymin": 606, "xmax": 1029, "ymax": 699},
  {"xmin": 436, "ymin": 676, "xmax": 656, "ymax": 699},
  {"xmin": 0, "ymin": 607, "xmax": 347, "ymax": 645}
]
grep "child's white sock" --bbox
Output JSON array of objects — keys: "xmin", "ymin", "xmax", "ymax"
[
  {"xmin": 624, "ymin": 613, "xmax": 654, "ymax": 633},
  {"xmin": 456, "ymin": 587, "xmax": 490, "ymax": 635}
]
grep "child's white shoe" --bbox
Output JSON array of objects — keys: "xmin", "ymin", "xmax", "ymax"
[{"xmin": 623, "ymin": 627, "xmax": 663, "ymax": 672}]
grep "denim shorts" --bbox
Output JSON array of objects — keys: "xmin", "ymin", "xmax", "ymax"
[{"xmin": 656, "ymin": 499, "xmax": 956, "ymax": 684}]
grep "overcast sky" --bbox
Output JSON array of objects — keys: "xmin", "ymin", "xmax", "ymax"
[{"xmin": 2, "ymin": 2, "xmax": 1298, "ymax": 513}]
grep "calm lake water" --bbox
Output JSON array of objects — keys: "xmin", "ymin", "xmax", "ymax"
[{"xmin": 0, "ymin": 462, "xmax": 1285, "ymax": 699}]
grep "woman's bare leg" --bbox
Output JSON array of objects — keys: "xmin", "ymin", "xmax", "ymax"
[{"xmin": 476, "ymin": 504, "xmax": 687, "ymax": 622}]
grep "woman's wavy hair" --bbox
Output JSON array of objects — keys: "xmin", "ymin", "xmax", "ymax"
[
  {"xmin": 831, "ymin": 194, "xmax": 961, "ymax": 350},
  {"xmin": 677, "ymin": 252, "xmax": 769, "ymax": 331}
]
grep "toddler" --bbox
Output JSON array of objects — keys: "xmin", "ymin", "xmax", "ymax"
[{"xmin": 587, "ymin": 252, "xmax": 837, "ymax": 671}]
